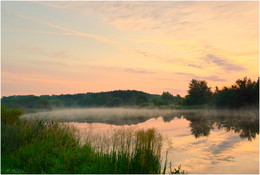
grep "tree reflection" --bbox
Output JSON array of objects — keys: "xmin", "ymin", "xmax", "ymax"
[
  {"xmin": 214, "ymin": 115, "xmax": 259, "ymax": 141},
  {"xmin": 68, "ymin": 108, "xmax": 259, "ymax": 141},
  {"xmin": 185, "ymin": 115, "xmax": 214, "ymax": 138},
  {"xmin": 181, "ymin": 111, "xmax": 259, "ymax": 141}
]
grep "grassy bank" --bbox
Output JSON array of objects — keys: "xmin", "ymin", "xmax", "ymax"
[{"xmin": 2, "ymin": 105, "xmax": 184, "ymax": 174}]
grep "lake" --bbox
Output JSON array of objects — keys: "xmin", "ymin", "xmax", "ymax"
[{"xmin": 22, "ymin": 108, "xmax": 259, "ymax": 174}]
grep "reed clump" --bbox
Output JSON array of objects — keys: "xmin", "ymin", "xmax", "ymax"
[{"xmin": 1, "ymin": 105, "xmax": 167, "ymax": 174}]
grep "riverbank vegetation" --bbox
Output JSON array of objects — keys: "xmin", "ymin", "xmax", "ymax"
[{"xmin": 2, "ymin": 105, "xmax": 186, "ymax": 174}]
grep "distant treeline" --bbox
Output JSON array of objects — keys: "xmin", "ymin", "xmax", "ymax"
[
  {"xmin": 1, "ymin": 90, "xmax": 182, "ymax": 110},
  {"xmin": 2, "ymin": 77, "xmax": 259, "ymax": 110},
  {"xmin": 181, "ymin": 77, "xmax": 259, "ymax": 108}
]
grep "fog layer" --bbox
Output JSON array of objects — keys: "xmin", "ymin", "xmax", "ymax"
[{"xmin": 21, "ymin": 108, "xmax": 259, "ymax": 125}]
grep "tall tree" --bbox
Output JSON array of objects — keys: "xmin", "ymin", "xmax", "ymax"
[{"xmin": 185, "ymin": 79, "xmax": 212, "ymax": 105}]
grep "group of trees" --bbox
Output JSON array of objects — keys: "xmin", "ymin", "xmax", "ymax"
[
  {"xmin": 1, "ymin": 90, "xmax": 154, "ymax": 110},
  {"xmin": 152, "ymin": 92, "xmax": 182, "ymax": 106},
  {"xmin": 1, "ymin": 90, "xmax": 183, "ymax": 110},
  {"xmin": 182, "ymin": 79, "xmax": 212, "ymax": 105},
  {"xmin": 182, "ymin": 77, "xmax": 259, "ymax": 108},
  {"xmin": 2, "ymin": 77, "xmax": 258, "ymax": 110}
]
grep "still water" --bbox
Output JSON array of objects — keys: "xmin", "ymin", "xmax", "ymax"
[{"xmin": 22, "ymin": 108, "xmax": 259, "ymax": 174}]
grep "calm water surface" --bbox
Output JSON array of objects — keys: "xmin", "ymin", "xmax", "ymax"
[{"xmin": 23, "ymin": 108, "xmax": 259, "ymax": 174}]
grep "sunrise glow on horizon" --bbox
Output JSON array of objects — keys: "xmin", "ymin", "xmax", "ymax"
[{"xmin": 2, "ymin": 1, "xmax": 259, "ymax": 97}]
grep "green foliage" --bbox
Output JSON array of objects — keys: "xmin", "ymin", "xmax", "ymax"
[
  {"xmin": 133, "ymin": 128, "xmax": 163, "ymax": 173},
  {"xmin": 106, "ymin": 97, "xmax": 123, "ymax": 107},
  {"xmin": 161, "ymin": 92, "xmax": 182, "ymax": 105},
  {"xmin": 152, "ymin": 97, "xmax": 160, "ymax": 106},
  {"xmin": 1, "ymin": 106, "xmax": 173, "ymax": 174},
  {"xmin": 151, "ymin": 92, "xmax": 183, "ymax": 107},
  {"xmin": 182, "ymin": 77, "xmax": 259, "ymax": 109},
  {"xmin": 139, "ymin": 102, "xmax": 150, "ymax": 107},
  {"xmin": 161, "ymin": 92, "xmax": 173, "ymax": 105},
  {"xmin": 136, "ymin": 94, "xmax": 148, "ymax": 106},
  {"xmin": 184, "ymin": 79, "xmax": 212, "ymax": 105},
  {"xmin": 1, "ymin": 105, "xmax": 23, "ymax": 124},
  {"xmin": 212, "ymin": 77, "xmax": 259, "ymax": 108},
  {"xmin": 2, "ymin": 96, "xmax": 51, "ymax": 110},
  {"xmin": 2, "ymin": 90, "xmax": 159, "ymax": 110}
]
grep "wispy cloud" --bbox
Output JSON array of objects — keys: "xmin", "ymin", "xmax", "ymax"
[
  {"xmin": 2, "ymin": 71, "xmax": 68, "ymax": 85},
  {"xmin": 132, "ymin": 49, "xmax": 170, "ymax": 63},
  {"xmin": 132, "ymin": 49, "xmax": 199, "ymax": 68},
  {"xmin": 17, "ymin": 14, "xmax": 121, "ymax": 47},
  {"xmin": 16, "ymin": 13, "xmax": 179, "ymax": 66},
  {"xmin": 205, "ymin": 54, "xmax": 245, "ymax": 71},
  {"xmin": 174, "ymin": 72, "xmax": 227, "ymax": 82},
  {"xmin": 59, "ymin": 1, "xmax": 257, "ymax": 36},
  {"xmin": 124, "ymin": 68, "xmax": 155, "ymax": 74},
  {"xmin": 207, "ymin": 135, "xmax": 241, "ymax": 155},
  {"xmin": 21, "ymin": 2, "xmax": 256, "ymax": 73},
  {"xmin": 18, "ymin": 45, "xmax": 82, "ymax": 61},
  {"xmin": 200, "ymin": 75, "xmax": 227, "ymax": 82},
  {"xmin": 79, "ymin": 1, "xmax": 197, "ymax": 33},
  {"xmin": 174, "ymin": 72, "xmax": 194, "ymax": 76},
  {"xmin": 87, "ymin": 65, "xmax": 157, "ymax": 75},
  {"xmin": 187, "ymin": 64, "xmax": 202, "ymax": 69}
]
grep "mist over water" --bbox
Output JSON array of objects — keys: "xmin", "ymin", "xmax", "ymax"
[
  {"xmin": 22, "ymin": 108, "xmax": 178, "ymax": 124},
  {"xmin": 21, "ymin": 108, "xmax": 259, "ymax": 174},
  {"xmin": 21, "ymin": 107, "xmax": 258, "ymax": 124}
]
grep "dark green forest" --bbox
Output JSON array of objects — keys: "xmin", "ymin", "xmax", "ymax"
[
  {"xmin": 2, "ymin": 77, "xmax": 259, "ymax": 111},
  {"xmin": 2, "ymin": 90, "xmax": 181, "ymax": 111}
]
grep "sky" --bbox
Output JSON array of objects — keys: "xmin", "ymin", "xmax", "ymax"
[{"xmin": 1, "ymin": 1, "xmax": 259, "ymax": 97}]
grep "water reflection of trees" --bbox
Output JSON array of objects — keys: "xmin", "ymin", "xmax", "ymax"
[
  {"xmin": 214, "ymin": 115, "xmax": 259, "ymax": 141},
  {"xmin": 186, "ymin": 116, "xmax": 214, "ymax": 138},
  {"xmin": 179, "ymin": 111, "xmax": 259, "ymax": 141},
  {"xmin": 67, "ymin": 109, "xmax": 259, "ymax": 141}
]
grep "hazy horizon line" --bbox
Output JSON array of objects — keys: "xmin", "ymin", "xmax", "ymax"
[{"xmin": 1, "ymin": 89, "xmax": 166, "ymax": 98}]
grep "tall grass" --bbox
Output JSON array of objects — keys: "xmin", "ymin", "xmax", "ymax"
[
  {"xmin": 81, "ymin": 127, "xmax": 163, "ymax": 173},
  {"xmin": 1, "ymin": 105, "xmax": 174, "ymax": 174}
]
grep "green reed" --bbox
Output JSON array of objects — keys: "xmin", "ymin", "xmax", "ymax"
[{"xmin": 1, "ymin": 105, "xmax": 173, "ymax": 174}]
